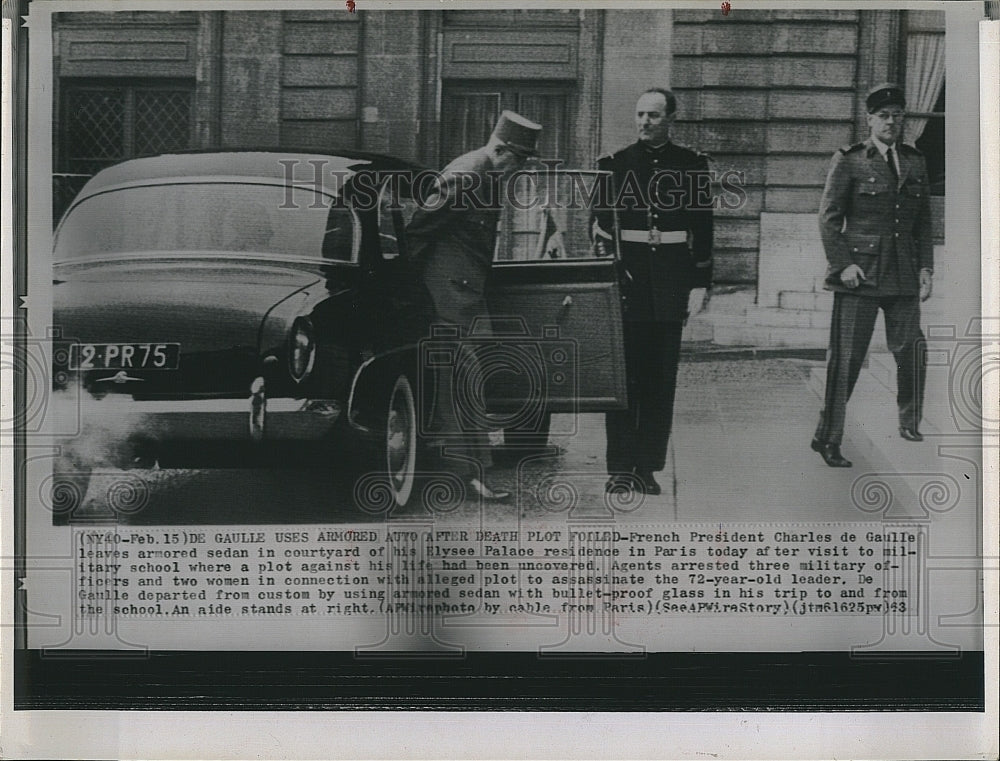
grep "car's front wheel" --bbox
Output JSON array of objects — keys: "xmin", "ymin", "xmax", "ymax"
[{"xmin": 384, "ymin": 374, "xmax": 417, "ymax": 508}]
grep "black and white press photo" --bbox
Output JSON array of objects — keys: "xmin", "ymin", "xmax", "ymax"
[{"xmin": 2, "ymin": 0, "xmax": 994, "ymax": 757}]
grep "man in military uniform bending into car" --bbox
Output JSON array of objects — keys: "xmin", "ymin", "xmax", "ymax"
[
  {"xmin": 406, "ymin": 111, "xmax": 543, "ymax": 502},
  {"xmin": 812, "ymin": 83, "xmax": 934, "ymax": 468},
  {"xmin": 595, "ymin": 87, "xmax": 714, "ymax": 496}
]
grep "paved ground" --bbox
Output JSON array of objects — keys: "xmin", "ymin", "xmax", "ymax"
[
  {"xmin": 480, "ymin": 357, "xmax": 888, "ymax": 525},
  {"xmin": 63, "ymin": 356, "xmax": 895, "ymax": 526}
]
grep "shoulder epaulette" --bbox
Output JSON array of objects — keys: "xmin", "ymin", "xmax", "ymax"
[
  {"xmin": 838, "ymin": 143, "xmax": 865, "ymax": 155},
  {"xmin": 898, "ymin": 143, "xmax": 923, "ymax": 156}
]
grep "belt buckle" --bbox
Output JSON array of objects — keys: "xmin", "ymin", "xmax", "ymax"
[{"xmin": 648, "ymin": 228, "xmax": 661, "ymax": 245}]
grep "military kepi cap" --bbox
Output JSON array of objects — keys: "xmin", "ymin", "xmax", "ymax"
[
  {"xmin": 866, "ymin": 83, "xmax": 906, "ymax": 113},
  {"xmin": 492, "ymin": 110, "xmax": 542, "ymax": 157}
]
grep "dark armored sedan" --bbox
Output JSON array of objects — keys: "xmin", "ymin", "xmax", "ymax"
[{"xmin": 52, "ymin": 151, "xmax": 627, "ymax": 514}]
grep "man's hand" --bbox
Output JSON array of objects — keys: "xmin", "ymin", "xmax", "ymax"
[
  {"xmin": 687, "ymin": 287, "xmax": 709, "ymax": 319},
  {"xmin": 591, "ymin": 218, "xmax": 612, "ymax": 257},
  {"xmin": 839, "ymin": 263, "xmax": 866, "ymax": 289},
  {"xmin": 919, "ymin": 268, "xmax": 933, "ymax": 301}
]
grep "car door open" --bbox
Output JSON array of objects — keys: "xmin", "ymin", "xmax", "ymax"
[{"xmin": 486, "ymin": 169, "xmax": 627, "ymax": 418}]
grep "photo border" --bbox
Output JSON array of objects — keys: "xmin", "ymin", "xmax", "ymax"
[{"xmin": 2, "ymin": 0, "xmax": 996, "ymax": 758}]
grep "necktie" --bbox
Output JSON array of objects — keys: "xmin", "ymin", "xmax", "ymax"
[{"xmin": 886, "ymin": 147, "xmax": 899, "ymax": 184}]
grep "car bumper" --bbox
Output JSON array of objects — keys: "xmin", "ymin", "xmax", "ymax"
[{"xmin": 77, "ymin": 394, "xmax": 342, "ymax": 441}]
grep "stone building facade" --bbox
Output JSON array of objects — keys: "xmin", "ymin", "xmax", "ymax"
[{"xmin": 52, "ymin": 8, "xmax": 945, "ymax": 294}]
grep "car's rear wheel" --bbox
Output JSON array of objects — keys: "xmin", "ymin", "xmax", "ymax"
[{"xmin": 384, "ymin": 374, "xmax": 417, "ymax": 508}]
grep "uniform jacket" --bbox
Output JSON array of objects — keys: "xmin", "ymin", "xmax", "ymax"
[
  {"xmin": 405, "ymin": 148, "xmax": 503, "ymax": 328},
  {"xmin": 819, "ymin": 138, "xmax": 934, "ymax": 296},
  {"xmin": 597, "ymin": 141, "xmax": 714, "ymax": 322}
]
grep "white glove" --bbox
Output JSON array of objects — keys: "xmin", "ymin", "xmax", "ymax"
[{"xmin": 687, "ymin": 287, "xmax": 710, "ymax": 318}]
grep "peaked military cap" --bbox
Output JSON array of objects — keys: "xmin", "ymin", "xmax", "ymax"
[
  {"xmin": 492, "ymin": 110, "xmax": 542, "ymax": 157},
  {"xmin": 866, "ymin": 83, "xmax": 906, "ymax": 113}
]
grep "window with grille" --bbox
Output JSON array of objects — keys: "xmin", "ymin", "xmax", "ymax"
[
  {"xmin": 441, "ymin": 82, "xmax": 572, "ymax": 165},
  {"xmin": 56, "ymin": 79, "xmax": 193, "ymax": 223},
  {"xmin": 60, "ymin": 80, "xmax": 193, "ymax": 176}
]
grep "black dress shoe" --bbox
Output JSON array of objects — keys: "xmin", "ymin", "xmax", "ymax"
[
  {"xmin": 468, "ymin": 478, "xmax": 511, "ymax": 502},
  {"xmin": 810, "ymin": 439, "xmax": 852, "ymax": 467},
  {"xmin": 899, "ymin": 426, "xmax": 924, "ymax": 442},
  {"xmin": 634, "ymin": 469, "xmax": 662, "ymax": 496}
]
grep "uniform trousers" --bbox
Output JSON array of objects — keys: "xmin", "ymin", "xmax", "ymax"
[
  {"xmin": 606, "ymin": 320, "xmax": 684, "ymax": 475},
  {"xmin": 419, "ymin": 241, "xmax": 494, "ymax": 481},
  {"xmin": 814, "ymin": 291, "xmax": 925, "ymax": 446}
]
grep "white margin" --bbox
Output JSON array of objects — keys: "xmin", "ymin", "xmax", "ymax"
[{"xmin": 0, "ymin": 2, "xmax": 995, "ymax": 760}]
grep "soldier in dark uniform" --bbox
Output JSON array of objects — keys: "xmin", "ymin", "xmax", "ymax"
[
  {"xmin": 812, "ymin": 83, "xmax": 934, "ymax": 467},
  {"xmin": 406, "ymin": 111, "xmax": 542, "ymax": 501},
  {"xmin": 596, "ymin": 88, "xmax": 714, "ymax": 494}
]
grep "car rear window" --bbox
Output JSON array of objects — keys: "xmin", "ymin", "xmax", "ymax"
[{"xmin": 54, "ymin": 182, "xmax": 358, "ymax": 263}]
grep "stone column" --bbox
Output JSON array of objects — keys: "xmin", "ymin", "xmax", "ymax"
[
  {"xmin": 599, "ymin": 10, "xmax": 673, "ymax": 155},
  {"xmin": 219, "ymin": 12, "xmax": 282, "ymax": 148}
]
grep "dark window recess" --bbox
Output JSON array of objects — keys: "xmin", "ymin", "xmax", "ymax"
[
  {"xmin": 441, "ymin": 90, "xmax": 501, "ymax": 163},
  {"xmin": 56, "ymin": 81, "xmax": 193, "ymax": 222},
  {"xmin": 64, "ymin": 88, "xmax": 126, "ymax": 173},
  {"xmin": 441, "ymin": 82, "xmax": 572, "ymax": 165},
  {"xmin": 914, "ymin": 83, "xmax": 945, "ymax": 196}
]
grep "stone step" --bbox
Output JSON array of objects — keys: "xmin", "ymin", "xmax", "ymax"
[
  {"xmin": 713, "ymin": 323, "xmax": 830, "ymax": 348},
  {"xmin": 778, "ymin": 290, "xmax": 833, "ymax": 311},
  {"xmin": 813, "ymin": 275, "xmax": 831, "ymax": 293},
  {"xmin": 681, "ymin": 318, "xmax": 715, "ymax": 342},
  {"xmin": 676, "ymin": 288, "xmax": 944, "ymax": 351},
  {"xmin": 744, "ymin": 305, "xmax": 831, "ymax": 329},
  {"xmin": 683, "ymin": 312, "xmax": 760, "ymax": 344}
]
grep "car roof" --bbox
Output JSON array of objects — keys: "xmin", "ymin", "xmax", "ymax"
[{"xmin": 77, "ymin": 149, "xmax": 427, "ymax": 201}]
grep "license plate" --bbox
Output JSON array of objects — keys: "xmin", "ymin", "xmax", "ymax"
[{"xmin": 69, "ymin": 343, "xmax": 180, "ymax": 370}]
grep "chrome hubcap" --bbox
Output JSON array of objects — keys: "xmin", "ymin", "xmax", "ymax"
[{"xmin": 386, "ymin": 376, "xmax": 416, "ymax": 505}]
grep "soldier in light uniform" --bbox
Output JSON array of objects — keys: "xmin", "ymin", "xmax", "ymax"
[
  {"xmin": 596, "ymin": 88, "xmax": 714, "ymax": 495},
  {"xmin": 406, "ymin": 111, "xmax": 543, "ymax": 501},
  {"xmin": 812, "ymin": 83, "xmax": 934, "ymax": 467}
]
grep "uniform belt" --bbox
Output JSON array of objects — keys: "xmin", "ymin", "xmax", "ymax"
[{"xmin": 620, "ymin": 229, "xmax": 687, "ymax": 245}]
